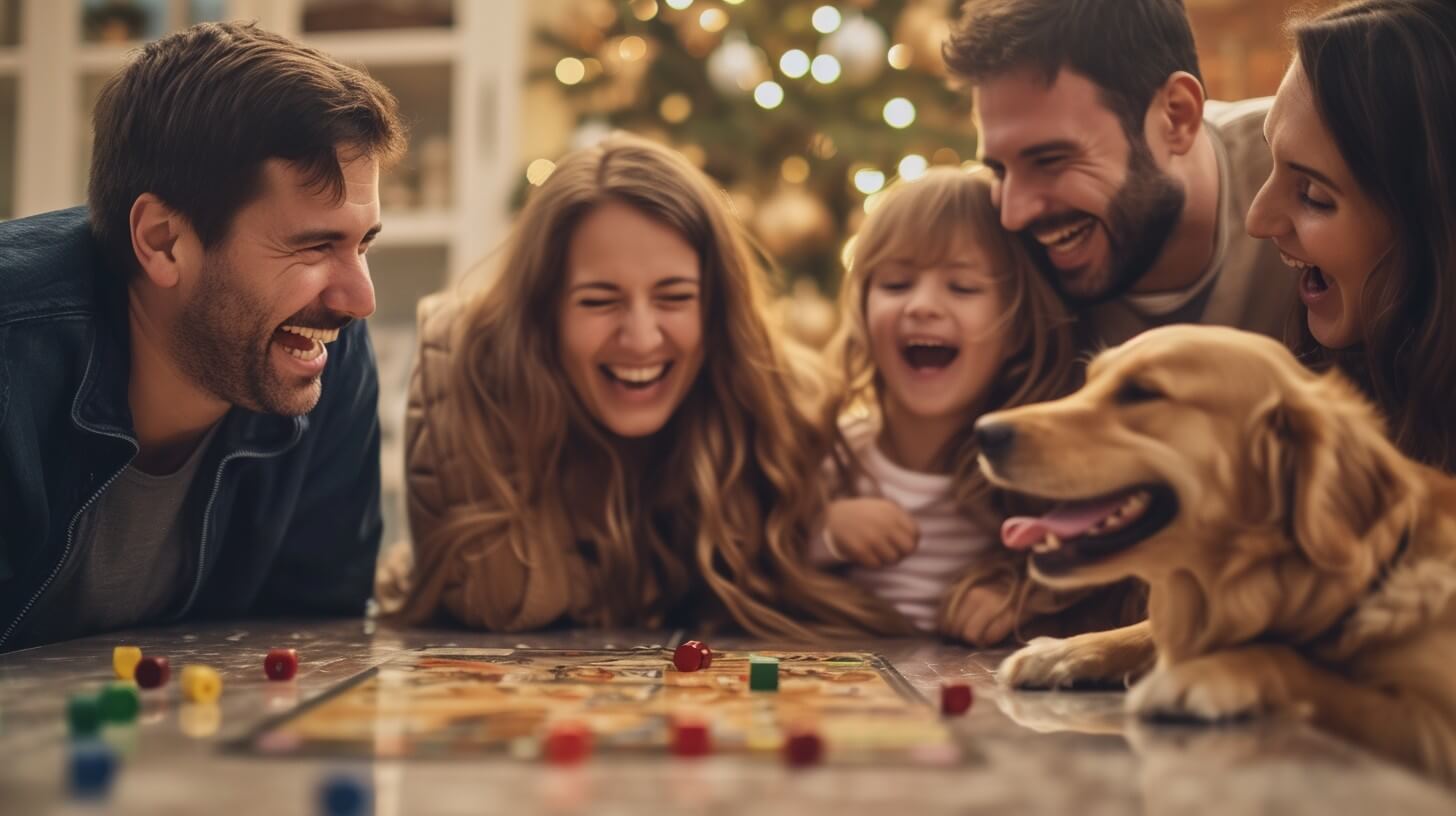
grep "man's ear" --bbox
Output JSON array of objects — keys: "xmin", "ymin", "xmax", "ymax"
[
  {"xmin": 129, "ymin": 194, "xmax": 195, "ymax": 289},
  {"xmin": 1150, "ymin": 71, "xmax": 1206, "ymax": 157}
]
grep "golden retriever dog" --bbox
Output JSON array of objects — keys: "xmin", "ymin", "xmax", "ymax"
[{"xmin": 974, "ymin": 325, "xmax": 1456, "ymax": 783}]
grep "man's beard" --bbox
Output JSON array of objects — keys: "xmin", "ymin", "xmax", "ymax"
[
  {"xmin": 170, "ymin": 253, "xmax": 340, "ymax": 417},
  {"xmin": 1025, "ymin": 142, "xmax": 1186, "ymax": 306}
]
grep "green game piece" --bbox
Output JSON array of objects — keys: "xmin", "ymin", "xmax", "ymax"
[
  {"xmin": 749, "ymin": 655, "xmax": 779, "ymax": 692},
  {"xmin": 67, "ymin": 695, "xmax": 102, "ymax": 738},
  {"xmin": 97, "ymin": 682, "xmax": 139, "ymax": 724}
]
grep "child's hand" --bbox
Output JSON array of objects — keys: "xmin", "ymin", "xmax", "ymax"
[
  {"xmin": 825, "ymin": 498, "xmax": 918, "ymax": 568},
  {"xmin": 947, "ymin": 584, "xmax": 1017, "ymax": 648}
]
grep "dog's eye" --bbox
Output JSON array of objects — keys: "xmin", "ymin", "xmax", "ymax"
[{"xmin": 1115, "ymin": 380, "xmax": 1164, "ymax": 404}]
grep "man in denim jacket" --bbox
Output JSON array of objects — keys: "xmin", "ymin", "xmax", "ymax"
[{"xmin": 0, "ymin": 22, "xmax": 404, "ymax": 650}]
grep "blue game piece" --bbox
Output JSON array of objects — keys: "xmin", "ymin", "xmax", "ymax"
[
  {"xmin": 319, "ymin": 773, "xmax": 371, "ymax": 816},
  {"xmin": 68, "ymin": 742, "xmax": 117, "ymax": 799}
]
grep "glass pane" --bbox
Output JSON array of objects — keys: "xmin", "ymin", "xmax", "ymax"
[
  {"xmin": 82, "ymin": 0, "xmax": 168, "ymax": 44},
  {"xmin": 368, "ymin": 244, "xmax": 448, "ymax": 326},
  {"xmin": 370, "ymin": 64, "xmax": 453, "ymax": 213},
  {"xmin": 76, "ymin": 73, "xmax": 115, "ymax": 204},
  {"xmin": 0, "ymin": 0, "xmax": 20, "ymax": 48},
  {"xmin": 303, "ymin": 0, "xmax": 453, "ymax": 33},
  {"xmin": 0, "ymin": 77, "xmax": 15, "ymax": 219},
  {"xmin": 188, "ymin": 0, "xmax": 228, "ymax": 25}
]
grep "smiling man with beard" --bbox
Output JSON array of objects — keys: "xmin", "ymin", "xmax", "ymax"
[
  {"xmin": 0, "ymin": 22, "xmax": 404, "ymax": 650},
  {"xmin": 945, "ymin": 0, "xmax": 1297, "ymax": 346}
]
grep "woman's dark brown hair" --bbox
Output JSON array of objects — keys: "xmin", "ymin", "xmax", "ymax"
[{"xmin": 1288, "ymin": 0, "xmax": 1456, "ymax": 472}]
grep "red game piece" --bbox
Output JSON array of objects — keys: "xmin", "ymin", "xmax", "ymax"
[
  {"xmin": 670, "ymin": 719, "xmax": 712, "ymax": 758},
  {"xmin": 784, "ymin": 728, "xmax": 823, "ymax": 768},
  {"xmin": 544, "ymin": 722, "xmax": 593, "ymax": 765},
  {"xmin": 672, "ymin": 640, "xmax": 713, "ymax": 672},
  {"xmin": 134, "ymin": 656, "xmax": 171, "ymax": 689},
  {"xmin": 264, "ymin": 648, "xmax": 299, "ymax": 681},
  {"xmin": 941, "ymin": 682, "xmax": 973, "ymax": 715}
]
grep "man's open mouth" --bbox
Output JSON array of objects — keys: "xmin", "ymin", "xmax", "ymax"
[
  {"xmin": 1000, "ymin": 483, "xmax": 1179, "ymax": 575},
  {"xmin": 271, "ymin": 324, "xmax": 340, "ymax": 362},
  {"xmin": 900, "ymin": 338, "xmax": 959, "ymax": 371},
  {"xmin": 601, "ymin": 362, "xmax": 672, "ymax": 390}
]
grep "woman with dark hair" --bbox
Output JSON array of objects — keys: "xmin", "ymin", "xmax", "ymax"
[{"xmin": 1247, "ymin": 0, "xmax": 1456, "ymax": 471}]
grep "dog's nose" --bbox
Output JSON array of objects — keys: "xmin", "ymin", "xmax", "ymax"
[{"xmin": 975, "ymin": 421, "xmax": 1016, "ymax": 459}]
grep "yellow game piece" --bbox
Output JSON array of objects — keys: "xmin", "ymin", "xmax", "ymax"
[
  {"xmin": 180, "ymin": 665, "xmax": 223, "ymax": 703},
  {"xmin": 113, "ymin": 646, "xmax": 143, "ymax": 680}
]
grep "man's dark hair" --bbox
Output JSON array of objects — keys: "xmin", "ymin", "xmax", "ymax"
[
  {"xmin": 88, "ymin": 21, "xmax": 406, "ymax": 277},
  {"xmin": 944, "ymin": 0, "xmax": 1204, "ymax": 141}
]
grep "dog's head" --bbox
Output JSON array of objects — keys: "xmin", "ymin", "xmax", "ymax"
[{"xmin": 976, "ymin": 325, "xmax": 1420, "ymax": 591}]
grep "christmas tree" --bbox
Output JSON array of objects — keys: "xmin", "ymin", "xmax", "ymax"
[{"xmin": 531, "ymin": 0, "xmax": 972, "ymax": 343}]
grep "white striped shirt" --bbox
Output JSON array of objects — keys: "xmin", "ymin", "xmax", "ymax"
[{"xmin": 819, "ymin": 433, "xmax": 996, "ymax": 631}]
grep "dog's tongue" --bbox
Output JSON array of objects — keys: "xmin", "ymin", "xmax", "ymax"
[{"xmin": 1001, "ymin": 496, "xmax": 1129, "ymax": 551}]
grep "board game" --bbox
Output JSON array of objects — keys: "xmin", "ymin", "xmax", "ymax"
[{"xmin": 237, "ymin": 646, "xmax": 970, "ymax": 766}]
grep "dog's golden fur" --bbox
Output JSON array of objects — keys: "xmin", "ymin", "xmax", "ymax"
[{"xmin": 979, "ymin": 325, "xmax": 1456, "ymax": 783}]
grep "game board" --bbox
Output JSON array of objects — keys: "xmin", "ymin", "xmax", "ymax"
[{"xmin": 237, "ymin": 647, "xmax": 970, "ymax": 766}]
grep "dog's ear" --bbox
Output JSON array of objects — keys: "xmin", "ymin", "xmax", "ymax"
[
  {"xmin": 1243, "ymin": 393, "xmax": 1295, "ymax": 526},
  {"xmin": 1283, "ymin": 373, "xmax": 1416, "ymax": 573}
]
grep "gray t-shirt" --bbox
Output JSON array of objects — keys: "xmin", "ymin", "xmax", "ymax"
[{"xmin": 24, "ymin": 425, "xmax": 219, "ymax": 644}]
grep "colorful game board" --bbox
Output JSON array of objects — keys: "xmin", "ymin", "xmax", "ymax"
[{"xmin": 238, "ymin": 647, "xmax": 970, "ymax": 765}]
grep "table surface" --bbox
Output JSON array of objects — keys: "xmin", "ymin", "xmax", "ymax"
[{"xmin": 1, "ymin": 620, "xmax": 1453, "ymax": 815}]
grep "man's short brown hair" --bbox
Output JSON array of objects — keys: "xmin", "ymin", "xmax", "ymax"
[
  {"xmin": 944, "ymin": 0, "xmax": 1204, "ymax": 141},
  {"xmin": 88, "ymin": 22, "xmax": 406, "ymax": 277}
]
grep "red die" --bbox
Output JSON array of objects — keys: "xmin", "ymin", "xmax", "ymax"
[
  {"xmin": 672, "ymin": 640, "xmax": 713, "ymax": 673},
  {"xmin": 264, "ymin": 648, "xmax": 299, "ymax": 681},
  {"xmin": 941, "ymin": 682, "xmax": 974, "ymax": 716},
  {"xmin": 670, "ymin": 719, "xmax": 712, "ymax": 758},
  {"xmin": 134, "ymin": 656, "xmax": 171, "ymax": 689},
  {"xmin": 544, "ymin": 722, "xmax": 593, "ymax": 765},
  {"xmin": 784, "ymin": 728, "xmax": 824, "ymax": 768}
]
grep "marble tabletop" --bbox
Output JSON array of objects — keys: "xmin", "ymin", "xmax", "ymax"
[{"xmin": 1, "ymin": 619, "xmax": 1452, "ymax": 815}]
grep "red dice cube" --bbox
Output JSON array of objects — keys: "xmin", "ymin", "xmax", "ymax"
[
  {"xmin": 544, "ymin": 722, "xmax": 593, "ymax": 765},
  {"xmin": 941, "ymin": 682, "xmax": 973, "ymax": 715},
  {"xmin": 670, "ymin": 719, "xmax": 712, "ymax": 758},
  {"xmin": 672, "ymin": 640, "xmax": 713, "ymax": 673},
  {"xmin": 784, "ymin": 728, "xmax": 823, "ymax": 768},
  {"xmin": 264, "ymin": 648, "xmax": 299, "ymax": 681},
  {"xmin": 134, "ymin": 656, "xmax": 171, "ymax": 689}
]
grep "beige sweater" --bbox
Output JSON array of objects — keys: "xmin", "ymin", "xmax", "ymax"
[
  {"xmin": 1088, "ymin": 98, "xmax": 1298, "ymax": 346},
  {"xmin": 374, "ymin": 294, "xmax": 598, "ymax": 631}
]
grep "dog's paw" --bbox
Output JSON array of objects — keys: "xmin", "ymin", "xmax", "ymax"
[
  {"xmin": 1127, "ymin": 653, "xmax": 1282, "ymax": 722},
  {"xmin": 999, "ymin": 637, "xmax": 1130, "ymax": 689}
]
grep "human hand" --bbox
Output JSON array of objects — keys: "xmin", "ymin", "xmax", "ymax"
[{"xmin": 824, "ymin": 497, "xmax": 918, "ymax": 569}]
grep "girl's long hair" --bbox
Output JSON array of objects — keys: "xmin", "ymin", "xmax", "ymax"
[
  {"xmin": 1288, "ymin": 0, "xmax": 1456, "ymax": 472},
  {"xmin": 403, "ymin": 133, "xmax": 908, "ymax": 638}
]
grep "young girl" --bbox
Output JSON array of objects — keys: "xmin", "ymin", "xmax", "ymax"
[
  {"xmin": 377, "ymin": 133, "xmax": 907, "ymax": 639},
  {"xmin": 820, "ymin": 166, "xmax": 1097, "ymax": 645}
]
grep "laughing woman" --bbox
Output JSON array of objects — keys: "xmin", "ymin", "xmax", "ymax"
[
  {"xmin": 377, "ymin": 133, "xmax": 908, "ymax": 638},
  {"xmin": 1246, "ymin": 0, "xmax": 1456, "ymax": 471}
]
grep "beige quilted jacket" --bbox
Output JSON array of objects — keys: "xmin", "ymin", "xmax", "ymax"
[{"xmin": 374, "ymin": 294, "xmax": 596, "ymax": 630}]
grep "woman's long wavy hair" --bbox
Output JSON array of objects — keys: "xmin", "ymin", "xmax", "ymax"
[
  {"xmin": 1287, "ymin": 0, "xmax": 1456, "ymax": 472},
  {"xmin": 825, "ymin": 166, "xmax": 1088, "ymax": 632},
  {"xmin": 413, "ymin": 133, "xmax": 908, "ymax": 639}
]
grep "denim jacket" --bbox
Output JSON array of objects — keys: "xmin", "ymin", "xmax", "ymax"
[{"xmin": 0, "ymin": 207, "xmax": 382, "ymax": 651}]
